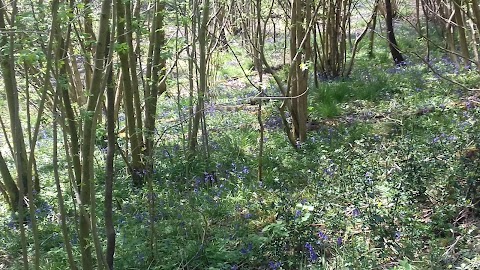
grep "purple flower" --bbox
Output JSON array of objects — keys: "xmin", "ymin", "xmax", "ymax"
[
  {"xmin": 305, "ymin": 242, "xmax": 318, "ymax": 262},
  {"xmin": 268, "ymin": 261, "xmax": 282, "ymax": 270},
  {"xmin": 294, "ymin": 209, "xmax": 302, "ymax": 219},
  {"xmin": 243, "ymin": 213, "xmax": 252, "ymax": 219},
  {"xmin": 318, "ymin": 231, "xmax": 328, "ymax": 241},
  {"xmin": 204, "ymin": 172, "xmax": 215, "ymax": 184},
  {"xmin": 336, "ymin": 237, "xmax": 343, "ymax": 246},
  {"xmin": 6, "ymin": 220, "xmax": 16, "ymax": 229},
  {"xmin": 466, "ymin": 101, "xmax": 474, "ymax": 110},
  {"xmin": 352, "ymin": 208, "xmax": 360, "ymax": 217},
  {"xmin": 173, "ymin": 144, "xmax": 180, "ymax": 151},
  {"xmin": 240, "ymin": 242, "xmax": 253, "ymax": 255}
]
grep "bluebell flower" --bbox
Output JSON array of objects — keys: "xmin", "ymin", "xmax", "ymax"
[
  {"xmin": 336, "ymin": 237, "xmax": 343, "ymax": 246},
  {"xmin": 162, "ymin": 149, "xmax": 170, "ymax": 158},
  {"xmin": 240, "ymin": 242, "xmax": 253, "ymax": 255},
  {"xmin": 6, "ymin": 220, "xmax": 16, "ymax": 229},
  {"xmin": 365, "ymin": 172, "xmax": 373, "ymax": 185},
  {"xmin": 173, "ymin": 144, "xmax": 180, "ymax": 151},
  {"xmin": 305, "ymin": 242, "xmax": 318, "ymax": 262},
  {"xmin": 466, "ymin": 101, "xmax": 474, "ymax": 110},
  {"xmin": 294, "ymin": 209, "xmax": 302, "ymax": 219},
  {"xmin": 134, "ymin": 212, "xmax": 145, "ymax": 222},
  {"xmin": 70, "ymin": 234, "xmax": 78, "ymax": 245},
  {"xmin": 268, "ymin": 261, "xmax": 282, "ymax": 270},
  {"xmin": 324, "ymin": 166, "xmax": 335, "ymax": 178},
  {"xmin": 204, "ymin": 172, "xmax": 215, "ymax": 184},
  {"xmin": 195, "ymin": 176, "xmax": 202, "ymax": 186},
  {"xmin": 318, "ymin": 231, "xmax": 328, "ymax": 241}
]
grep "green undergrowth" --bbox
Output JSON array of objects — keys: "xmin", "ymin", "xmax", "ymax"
[{"xmin": 2, "ymin": 40, "xmax": 480, "ymax": 270}]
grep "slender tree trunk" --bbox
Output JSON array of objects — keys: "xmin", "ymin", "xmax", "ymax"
[
  {"xmin": 470, "ymin": 0, "xmax": 480, "ymax": 70},
  {"xmin": 52, "ymin": 79, "xmax": 77, "ymax": 270},
  {"xmin": 453, "ymin": 0, "xmax": 470, "ymax": 65},
  {"xmin": 421, "ymin": 0, "xmax": 431, "ymax": 62},
  {"xmin": 144, "ymin": 0, "xmax": 166, "ymax": 171},
  {"xmin": 472, "ymin": 0, "xmax": 480, "ymax": 29},
  {"xmin": 117, "ymin": 0, "xmax": 144, "ymax": 186},
  {"xmin": 0, "ymin": 152, "xmax": 18, "ymax": 211},
  {"xmin": 444, "ymin": 6, "xmax": 459, "ymax": 65},
  {"xmin": 125, "ymin": 1, "xmax": 144, "ymax": 146},
  {"xmin": 0, "ymin": 2, "xmax": 32, "ymax": 268},
  {"xmin": 368, "ymin": 2, "xmax": 378, "ymax": 57},
  {"xmin": 416, "ymin": 0, "xmax": 421, "ymax": 34},
  {"xmin": 104, "ymin": 47, "xmax": 116, "ymax": 270},
  {"xmin": 385, "ymin": 0, "xmax": 405, "ymax": 65},
  {"xmin": 255, "ymin": 0, "xmax": 264, "ymax": 181},
  {"xmin": 189, "ymin": 0, "xmax": 210, "ymax": 154},
  {"xmin": 0, "ymin": 0, "xmax": 29, "ymax": 204},
  {"xmin": 79, "ymin": 0, "xmax": 112, "ymax": 266}
]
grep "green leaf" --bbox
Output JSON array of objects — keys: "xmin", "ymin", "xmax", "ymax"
[{"xmin": 301, "ymin": 212, "xmax": 311, "ymax": 222}]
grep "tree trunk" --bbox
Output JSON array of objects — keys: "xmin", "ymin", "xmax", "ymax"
[
  {"xmin": 189, "ymin": 0, "xmax": 210, "ymax": 154},
  {"xmin": 117, "ymin": 0, "xmax": 144, "ymax": 186},
  {"xmin": 0, "ymin": 1, "xmax": 29, "ymax": 202},
  {"xmin": 125, "ymin": 1, "xmax": 144, "ymax": 147},
  {"xmin": 0, "ymin": 152, "xmax": 18, "ymax": 211},
  {"xmin": 453, "ymin": 0, "xmax": 470, "ymax": 65},
  {"xmin": 104, "ymin": 48, "xmax": 116, "ymax": 270},
  {"xmin": 144, "ymin": 0, "xmax": 166, "ymax": 171},
  {"xmin": 385, "ymin": 0, "xmax": 405, "ymax": 65},
  {"xmin": 79, "ymin": 0, "xmax": 112, "ymax": 266},
  {"xmin": 290, "ymin": 0, "xmax": 309, "ymax": 143},
  {"xmin": 52, "ymin": 78, "xmax": 78, "ymax": 270}
]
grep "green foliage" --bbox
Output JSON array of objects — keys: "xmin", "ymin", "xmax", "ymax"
[
  {"xmin": 3, "ymin": 8, "xmax": 480, "ymax": 270},
  {"xmin": 311, "ymin": 69, "xmax": 394, "ymax": 118}
]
